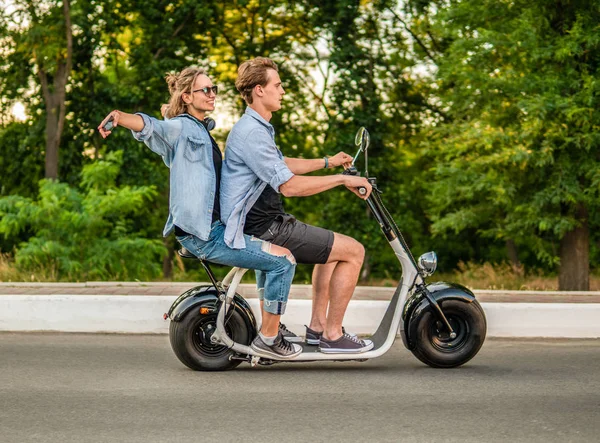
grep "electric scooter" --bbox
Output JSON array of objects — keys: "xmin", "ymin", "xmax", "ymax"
[{"xmin": 165, "ymin": 127, "xmax": 487, "ymax": 370}]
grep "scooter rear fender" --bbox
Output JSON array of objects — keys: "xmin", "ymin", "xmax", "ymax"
[
  {"xmin": 167, "ymin": 285, "xmax": 258, "ymax": 338},
  {"xmin": 401, "ymin": 281, "xmax": 477, "ymax": 350}
]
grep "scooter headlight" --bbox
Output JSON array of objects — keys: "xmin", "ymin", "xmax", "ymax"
[{"xmin": 418, "ymin": 251, "xmax": 438, "ymax": 277}]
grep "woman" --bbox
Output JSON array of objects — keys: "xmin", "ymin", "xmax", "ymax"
[{"xmin": 97, "ymin": 67, "xmax": 301, "ymax": 359}]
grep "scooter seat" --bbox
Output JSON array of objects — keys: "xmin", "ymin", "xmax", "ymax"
[{"xmin": 177, "ymin": 247, "xmax": 197, "ymax": 260}]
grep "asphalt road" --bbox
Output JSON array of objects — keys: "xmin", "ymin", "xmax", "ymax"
[{"xmin": 1, "ymin": 334, "xmax": 599, "ymax": 443}]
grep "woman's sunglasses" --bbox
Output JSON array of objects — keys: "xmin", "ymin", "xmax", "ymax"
[{"xmin": 192, "ymin": 86, "xmax": 219, "ymax": 96}]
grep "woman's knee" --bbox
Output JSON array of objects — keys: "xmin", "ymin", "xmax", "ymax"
[{"xmin": 261, "ymin": 241, "xmax": 296, "ymax": 268}]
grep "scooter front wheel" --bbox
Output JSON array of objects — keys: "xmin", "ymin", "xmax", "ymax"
[
  {"xmin": 169, "ymin": 307, "xmax": 250, "ymax": 371},
  {"xmin": 411, "ymin": 299, "xmax": 486, "ymax": 368}
]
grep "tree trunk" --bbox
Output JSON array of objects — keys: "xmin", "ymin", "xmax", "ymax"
[
  {"xmin": 162, "ymin": 237, "xmax": 174, "ymax": 279},
  {"xmin": 43, "ymin": 96, "xmax": 60, "ymax": 179},
  {"xmin": 559, "ymin": 205, "xmax": 589, "ymax": 291},
  {"xmin": 360, "ymin": 253, "xmax": 371, "ymax": 283},
  {"xmin": 359, "ymin": 205, "xmax": 371, "ymax": 282},
  {"xmin": 37, "ymin": 0, "xmax": 73, "ymax": 179},
  {"xmin": 505, "ymin": 238, "xmax": 523, "ymax": 275}
]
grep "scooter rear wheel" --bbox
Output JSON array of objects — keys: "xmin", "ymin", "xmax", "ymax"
[
  {"xmin": 169, "ymin": 307, "xmax": 250, "ymax": 371},
  {"xmin": 411, "ymin": 299, "xmax": 486, "ymax": 368}
]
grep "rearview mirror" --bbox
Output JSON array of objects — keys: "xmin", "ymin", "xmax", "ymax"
[
  {"xmin": 355, "ymin": 127, "xmax": 370, "ymax": 152},
  {"xmin": 352, "ymin": 127, "xmax": 370, "ymax": 167}
]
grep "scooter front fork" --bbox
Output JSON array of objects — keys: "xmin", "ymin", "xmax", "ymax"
[{"xmin": 418, "ymin": 285, "xmax": 457, "ymax": 339}]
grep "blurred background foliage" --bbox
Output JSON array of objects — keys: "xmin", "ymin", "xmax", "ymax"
[{"xmin": 1, "ymin": 0, "xmax": 599, "ymax": 289}]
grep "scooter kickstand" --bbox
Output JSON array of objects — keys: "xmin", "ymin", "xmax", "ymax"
[{"xmin": 250, "ymin": 355, "xmax": 261, "ymax": 367}]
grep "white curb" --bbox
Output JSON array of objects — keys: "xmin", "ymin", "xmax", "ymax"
[{"xmin": 1, "ymin": 295, "xmax": 599, "ymax": 338}]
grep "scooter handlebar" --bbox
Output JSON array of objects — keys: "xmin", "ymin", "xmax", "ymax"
[{"xmin": 342, "ymin": 166, "xmax": 359, "ymax": 176}]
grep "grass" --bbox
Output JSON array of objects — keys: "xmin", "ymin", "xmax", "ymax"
[
  {"xmin": 2, "ymin": 253, "xmax": 600, "ymax": 291},
  {"xmin": 435, "ymin": 261, "xmax": 563, "ymax": 291},
  {"xmin": 0, "ymin": 253, "xmax": 58, "ymax": 282},
  {"xmin": 367, "ymin": 261, "xmax": 600, "ymax": 291}
]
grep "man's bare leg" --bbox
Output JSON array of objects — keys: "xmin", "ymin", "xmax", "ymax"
[
  {"xmin": 308, "ymin": 262, "xmax": 337, "ymax": 332},
  {"xmin": 311, "ymin": 232, "xmax": 365, "ymax": 341}
]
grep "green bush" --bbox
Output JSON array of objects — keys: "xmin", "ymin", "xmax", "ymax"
[{"xmin": 0, "ymin": 151, "xmax": 165, "ymax": 281}]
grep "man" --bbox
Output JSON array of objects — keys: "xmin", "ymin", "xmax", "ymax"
[{"xmin": 221, "ymin": 57, "xmax": 374, "ymax": 354}]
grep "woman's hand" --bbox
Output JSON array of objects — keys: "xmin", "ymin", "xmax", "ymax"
[{"xmin": 97, "ymin": 111, "xmax": 120, "ymax": 139}]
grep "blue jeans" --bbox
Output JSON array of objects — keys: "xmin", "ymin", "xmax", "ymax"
[{"xmin": 176, "ymin": 221, "xmax": 296, "ymax": 315}]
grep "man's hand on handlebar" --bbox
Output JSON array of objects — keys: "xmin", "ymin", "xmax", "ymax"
[
  {"xmin": 344, "ymin": 176, "xmax": 372, "ymax": 200},
  {"xmin": 328, "ymin": 151, "xmax": 353, "ymax": 169}
]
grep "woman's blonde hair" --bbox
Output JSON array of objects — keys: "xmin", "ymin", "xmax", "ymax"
[
  {"xmin": 235, "ymin": 57, "xmax": 278, "ymax": 104},
  {"xmin": 163, "ymin": 66, "xmax": 207, "ymax": 119}
]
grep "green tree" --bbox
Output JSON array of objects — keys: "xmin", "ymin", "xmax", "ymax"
[
  {"xmin": 414, "ymin": 0, "xmax": 600, "ymax": 289},
  {"xmin": 1, "ymin": 0, "xmax": 73, "ymax": 179},
  {"xmin": 0, "ymin": 120, "xmax": 45, "ymax": 197},
  {"xmin": 276, "ymin": 0, "xmax": 442, "ymax": 281}
]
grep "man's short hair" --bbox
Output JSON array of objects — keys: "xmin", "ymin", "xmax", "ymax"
[{"xmin": 235, "ymin": 57, "xmax": 279, "ymax": 104}]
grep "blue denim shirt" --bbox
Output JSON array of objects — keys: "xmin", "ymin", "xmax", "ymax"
[
  {"xmin": 220, "ymin": 107, "xmax": 294, "ymax": 249},
  {"xmin": 131, "ymin": 113, "xmax": 216, "ymax": 241}
]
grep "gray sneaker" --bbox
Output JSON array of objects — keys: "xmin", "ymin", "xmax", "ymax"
[
  {"xmin": 305, "ymin": 325, "xmax": 356, "ymax": 345},
  {"xmin": 250, "ymin": 332, "xmax": 302, "ymax": 360},
  {"xmin": 279, "ymin": 323, "xmax": 302, "ymax": 343},
  {"xmin": 319, "ymin": 333, "xmax": 374, "ymax": 354}
]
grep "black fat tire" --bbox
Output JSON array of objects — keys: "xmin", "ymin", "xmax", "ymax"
[
  {"xmin": 411, "ymin": 299, "xmax": 486, "ymax": 368},
  {"xmin": 169, "ymin": 307, "xmax": 250, "ymax": 371}
]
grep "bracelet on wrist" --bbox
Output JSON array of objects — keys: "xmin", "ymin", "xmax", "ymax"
[{"xmin": 324, "ymin": 156, "xmax": 329, "ymax": 169}]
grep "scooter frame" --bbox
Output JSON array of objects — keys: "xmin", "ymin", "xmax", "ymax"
[
  {"xmin": 204, "ymin": 235, "xmax": 418, "ymax": 362},
  {"xmin": 168, "ymin": 127, "xmax": 483, "ymax": 366}
]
